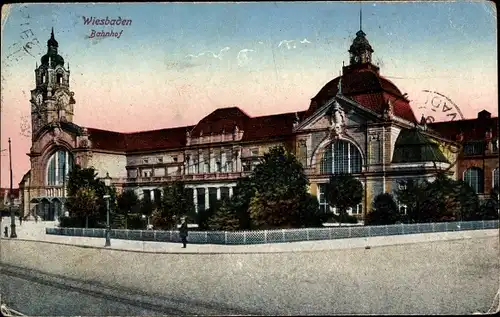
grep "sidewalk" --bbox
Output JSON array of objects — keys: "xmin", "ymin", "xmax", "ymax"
[{"xmin": 1, "ymin": 217, "xmax": 498, "ymax": 254}]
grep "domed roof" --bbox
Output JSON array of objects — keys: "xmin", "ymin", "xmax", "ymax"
[
  {"xmin": 40, "ymin": 28, "xmax": 65, "ymax": 68},
  {"xmin": 349, "ymin": 30, "xmax": 373, "ymax": 54},
  {"xmin": 307, "ymin": 67, "xmax": 416, "ymax": 123},
  {"xmin": 41, "ymin": 54, "xmax": 65, "ymax": 67},
  {"xmin": 392, "ymin": 128, "xmax": 449, "ymax": 164},
  {"xmin": 313, "ymin": 69, "xmax": 403, "ymax": 100}
]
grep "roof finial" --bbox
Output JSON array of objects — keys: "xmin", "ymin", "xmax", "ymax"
[
  {"xmin": 359, "ymin": 3, "xmax": 363, "ymax": 31},
  {"xmin": 51, "ymin": 27, "xmax": 54, "ymax": 39},
  {"xmin": 337, "ymin": 76, "xmax": 342, "ymax": 95}
]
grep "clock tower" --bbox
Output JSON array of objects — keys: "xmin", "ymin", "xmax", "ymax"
[{"xmin": 30, "ymin": 28, "xmax": 75, "ymax": 136}]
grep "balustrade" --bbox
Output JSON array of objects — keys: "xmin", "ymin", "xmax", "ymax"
[{"xmin": 123, "ymin": 172, "xmax": 244, "ymax": 184}]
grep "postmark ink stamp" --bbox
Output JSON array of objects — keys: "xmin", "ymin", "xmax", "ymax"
[{"xmin": 415, "ymin": 90, "xmax": 466, "ymax": 173}]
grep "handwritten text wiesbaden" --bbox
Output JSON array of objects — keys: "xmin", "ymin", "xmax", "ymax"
[{"xmin": 83, "ymin": 16, "xmax": 132, "ymax": 26}]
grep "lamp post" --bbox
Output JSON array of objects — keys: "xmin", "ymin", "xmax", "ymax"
[
  {"xmin": 8, "ymin": 138, "xmax": 17, "ymax": 238},
  {"xmin": 103, "ymin": 172, "xmax": 112, "ymax": 247}
]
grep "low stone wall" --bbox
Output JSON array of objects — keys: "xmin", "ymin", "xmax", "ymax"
[{"xmin": 46, "ymin": 220, "xmax": 500, "ymax": 245}]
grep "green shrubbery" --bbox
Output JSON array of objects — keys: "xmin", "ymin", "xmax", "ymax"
[{"xmin": 366, "ymin": 173, "xmax": 499, "ymax": 225}]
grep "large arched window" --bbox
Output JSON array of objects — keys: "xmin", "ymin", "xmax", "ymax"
[
  {"xmin": 464, "ymin": 167, "xmax": 484, "ymax": 193},
  {"xmin": 320, "ymin": 140, "xmax": 362, "ymax": 174},
  {"xmin": 493, "ymin": 168, "xmax": 499, "ymax": 190},
  {"xmin": 46, "ymin": 150, "xmax": 74, "ymax": 186}
]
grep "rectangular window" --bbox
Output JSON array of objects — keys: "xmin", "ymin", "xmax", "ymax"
[
  {"xmin": 153, "ymin": 168, "xmax": 165, "ymax": 177},
  {"xmin": 197, "ymin": 188, "xmax": 206, "ymax": 212},
  {"xmin": 220, "ymin": 187, "xmax": 230, "ymax": 200},
  {"xmin": 127, "ymin": 169, "xmax": 137, "ymax": 178},
  {"xmin": 143, "ymin": 190, "xmax": 151, "ymax": 202},
  {"xmin": 318, "ymin": 184, "xmax": 330, "ymax": 214},
  {"xmin": 227, "ymin": 161, "xmax": 233, "ymax": 172},
  {"xmin": 208, "ymin": 188, "xmax": 218, "ymax": 208},
  {"xmin": 494, "ymin": 169, "xmax": 499, "ymax": 189},
  {"xmin": 318, "ymin": 183, "xmax": 362, "ymax": 215},
  {"xmin": 243, "ymin": 163, "xmax": 251, "ymax": 172},
  {"xmin": 153, "ymin": 189, "xmax": 162, "ymax": 207},
  {"xmin": 463, "ymin": 141, "xmax": 484, "ymax": 156},
  {"xmin": 493, "ymin": 139, "xmax": 498, "ymax": 153}
]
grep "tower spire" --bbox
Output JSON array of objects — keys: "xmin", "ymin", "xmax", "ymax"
[
  {"xmin": 51, "ymin": 27, "xmax": 54, "ymax": 39},
  {"xmin": 359, "ymin": 3, "xmax": 362, "ymax": 31}
]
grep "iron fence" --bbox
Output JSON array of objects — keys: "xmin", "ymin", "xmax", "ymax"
[{"xmin": 45, "ymin": 220, "xmax": 499, "ymax": 245}]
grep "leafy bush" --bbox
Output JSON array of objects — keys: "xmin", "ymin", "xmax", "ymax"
[
  {"xmin": 329, "ymin": 213, "xmax": 358, "ymax": 224},
  {"xmin": 59, "ymin": 216, "xmax": 105, "ymax": 228},
  {"xmin": 365, "ymin": 193, "xmax": 400, "ymax": 225},
  {"xmin": 126, "ymin": 213, "xmax": 147, "ymax": 230},
  {"xmin": 208, "ymin": 197, "xmax": 240, "ymax": 231},
  {"xmin": 325, "ymin": 174, "xmax": 363, "ymax": 225},
  {"xmin": 297, "ymin": 193, "xmax": 328, "ymax": 227}
]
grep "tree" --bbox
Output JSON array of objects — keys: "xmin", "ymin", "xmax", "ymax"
[
  {"xmin": 249, "ymin": 191, "xmax": 302, "ymax": 229},
  {"xmin": 396, "ymin": 178, "xmax": 428, "ymax": 223},
  {"xmin": 247, "ymin": 146, "xmax": 318, "ymax": 229},
  {"xmin": 297, "ymin": 193, "xmax": 328, "ymax": 228},
  {"xmin": 140, "ymin": 197, "xmax": 154, "ymax": 217},
  {"xmin": 66, "ymin": 187, "xmax": 99, "ymax": 228},
  {"xmin": 325, "ymin": 174, "xmax": 363, "ymax": 226},
  {"xmin": 366, "ymin": 193, "xmax": 400, "ymax": 225},
  {"xmin": 153, "ymin": 181, "xmax": 194, "ymax": 230},
  {"xmin": 208, "ymin": 197, "xmax": 240, "ymax": 231},
  {"xmin": 396, "ymin": 174, "xmax": 480, "ymax": 223},
  {"xmin": 420, "ymin": 174, "xmax": 459, "ymax": 222},
  {"xmin": 117, "ymin": 189, "xmax": 139, "ymax": 229},
  {"xmin": 66, "ymin": 165, "xmax": 117, "ymax": 224},
  {"xmin": 252, "ymin": 146, "xmax": 308, "ymax": 199},
  {"xmin": 229, "ymin": 177, "xmax": 255, "ymax": 230}
]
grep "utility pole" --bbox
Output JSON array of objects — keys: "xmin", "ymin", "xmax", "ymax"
[{"xmin": 9, "ymin": 138, "xmax": 17, "ymax": 238}]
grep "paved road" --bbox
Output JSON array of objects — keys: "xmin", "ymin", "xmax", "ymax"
[
  {"xmin": 0, "ymin": 264, "xmax": 257, "ymax": 316},
  {"xmin": 2, "ymin": 235, "xmax": 498, "ymax": 315}
]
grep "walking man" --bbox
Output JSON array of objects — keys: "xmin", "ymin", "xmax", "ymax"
[{"xmin": 179, "ymin": 218, "xmax": 188, "ymax": 248}]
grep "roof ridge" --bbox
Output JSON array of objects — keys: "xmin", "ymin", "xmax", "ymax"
[
  {"xmin": 429, "ymin": 116, "xmax": 499, "ymax": 124},
  {"xmin": 124, "ymin": 125, "xmax": 195, "ymax": 135},
  {"xmin": 251, "ymin": 110, "xmax": 306, "ymax": 119}
]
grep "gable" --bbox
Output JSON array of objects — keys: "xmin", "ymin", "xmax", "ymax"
[{"xmin": 296, "ymin": 97, "xmax": 377, "ymax": 131}]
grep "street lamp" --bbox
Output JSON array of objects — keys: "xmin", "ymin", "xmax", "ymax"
[
  {"xmin": 103, "ymin": 172, "xmax": 112, "ymax": 247},
  {"xmin": 8, "ymin": 138, "xmax": 17, "ymax": 238},
  {"xmin": 141, "ymin": 214, "xmax": 150, "ymax": 230}
]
